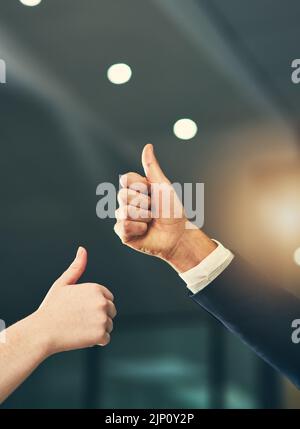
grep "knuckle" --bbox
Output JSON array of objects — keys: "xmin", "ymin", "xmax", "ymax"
[
  {"xmin": 120, "ymin": 172, "xmax": 128, "ymax": 184},
  {"xmin": 117, "ymin": 188, "xmax": 128, "ymax": 203},
  {"xmin": 116, "ymin": 221, "xmax": 132, "ymax": 244},
  {"xmin": 93, "ymin": 283, "xmax": 101, "ymax": 289},
  {"xmin": 100, "ymin": 285, "xmax": 113, "ymax": 297},
  {"xmin": 123, "ymin": 220, "xmax": 132, "ymax": 234},
  {"xmin": 140, "ymin": 194, "xmax": 150, "ymax": 209},
  {"xmin": 120, "ymin": 172, "xmax": 133, "ymax": 188},
  {"xmin": 96, "ymin": 314, "xmax": 108, "ymax": 329},
  {"xmin": 104, "ymin": 334, "xmax": 111, "ymax": 346},
  {"xmin": 94, "ymin": 332, "xmax": 104, "ymax": 345},
  {"xmin": 110, "ymin": 302, "xmax": 117, "ymax": 315},
  {"xmin": 99, "ymin": 297, "xmax": 109, "ymax": 310},
  {"xmin": 97, "ymin": 332, "xmax": 110, "ymax": 346},
  {"xmin": 107, "ymin": 290, "xmax": 114, "ymax": 302},
  {"xmin": 119, "ymin": 206, "xmax": 128, "ymax": 220},
  {"xmin": 87, "ymin": 283, "xmax": 101, "ymax": 294},
  {"xmin": 121, "ymin": 235, "xmax": 130, "ymax": 244},
  {"xmin": 102, "ymin": 313, "xmax": 109, "ymax": 323}
]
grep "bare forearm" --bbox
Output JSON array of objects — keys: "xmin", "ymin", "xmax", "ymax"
[
  {"xmin": 0, "ymin": 247, "xmax": 116, "ymax": 404},
  {"xmin": 0, "ymin": 313, "xmax": 49, "ymax": 404}
]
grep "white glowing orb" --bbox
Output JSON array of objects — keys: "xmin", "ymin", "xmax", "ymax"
[
  {"xmin": 107, "ymin": 63, "xmax": 132, "ymax": 85},
  {"xmin": 20, "ymin": 0, "xmax": 42, "ymax": 6},
  {"xmin": 294, "ymin": 248, "xmax": 300, "ymax": 266},
  {"xmin": 173, "ymin": 119, "xmax": 198, "ymax": 140}
]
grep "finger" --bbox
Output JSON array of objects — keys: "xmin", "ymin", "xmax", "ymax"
[
  {"xmin": 106, "ymin": 317, "xmax": 113, "ymax": 334},
  {"xmin": 114, "ymin": 220, "xmax": 148, "ymax": 243},
  {"xmin": 99, "ymin": 332, "xmax": 111, "ymax": 346},
  {"xmin": 56, "ymin": 247, "xmax": 87, "ymax": 286},
  {"xmin": 101, "ymin": 286, "xmax": 114, "ymax": 302},
  {"xmin": 118, "ymin": 188, "xmax": 151, "ymax": 210},
  {"xmin": 142, "ymin": 144, "xmax": 170, "ymax": 184},
  {"xmin": 120, "ymin": 172, "xmax": 150, "ymax": 195},
  {"xmin": 107, "ymin": 300, "xmax": 117, "ymax": 319},
  {"xmin": 115, "ymin": 206, "xmax": 152, "ymax": 223}
]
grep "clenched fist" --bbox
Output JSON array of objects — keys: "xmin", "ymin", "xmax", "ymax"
[
  {"xmin": 35, "ymin": 247, "xmax": 116, "ymax": 355},
  {"xmin": 114, "ymin": 144, "xmax": 216, "ymax": 273}
]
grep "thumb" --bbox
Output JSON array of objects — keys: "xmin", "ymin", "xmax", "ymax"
[
  {"xmin": 56, "ymin": 247, "xmax": 88, "ymax": 286},
  {"xmin": 142, "ymin": 144, "xmax": 170, "ymax": 184}
]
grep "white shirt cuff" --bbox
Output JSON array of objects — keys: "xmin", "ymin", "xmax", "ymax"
[{"xmin": 179, "ymin": 240, "xmax": 234, "ymax": 295}]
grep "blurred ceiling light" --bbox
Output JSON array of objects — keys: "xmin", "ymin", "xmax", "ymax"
[
  {"xmin": 19, "ymin": 0, "xmax": 42, "ymax": 5},
  {"xmin": 250, "ymin": 163, "xmax": 300, "ymax": 262},
  {"xmin": 258, "ymin": 189, "xmax": 300, "ymax": 240},
  {"xmin": 173, "ymin": 119, "xmax": 198, "ymax": 140},
  {"xmin": 107, "ymin": 63, "xmax": 132, "ymax": 85},
  {"xmin": 294, "ymin": 248, "xmax": 300, "ymax": 266}
]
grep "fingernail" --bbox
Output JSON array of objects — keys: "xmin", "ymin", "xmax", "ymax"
[{"xmin": 76, "ymin": 246, "xmax": 84, "ymax": 257}]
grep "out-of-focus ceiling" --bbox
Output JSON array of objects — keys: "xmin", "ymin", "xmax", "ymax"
[{"xmin": 0, "ymin": 0, "xmax": 299, "ymax": 319}]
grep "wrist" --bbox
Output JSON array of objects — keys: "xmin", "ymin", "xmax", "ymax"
[
  {"xmin": 166, "ymin": 223, "xmax": 217, "ymax": 273},
  {"xmin": 24, "ymin": 311, "xmax": 54, "ymax": 360}
]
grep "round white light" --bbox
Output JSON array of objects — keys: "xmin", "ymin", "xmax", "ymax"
[
  {"xmin": 19, "ymin": 0, "xmax": 42, "ymax": 6},
  {"xmin": 294, "ymin": 248, "xmax": 300, "ymax": 266},
  {"xmin": 107, "ymin": 63, "xmax": 132, "ymax": 85},
  {"xmin": 173, "ymin": 119, "xmax": 198, "ymax": 140}
]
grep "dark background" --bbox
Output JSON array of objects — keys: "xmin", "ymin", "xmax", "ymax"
[{"xmin": 1, "ymin": 0, "xmax": 300, "ymax": 408}]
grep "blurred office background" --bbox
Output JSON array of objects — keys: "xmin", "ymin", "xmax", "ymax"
[{"xmin": 1, "ymin": 0, "xmax": 300, "ymax": 408}]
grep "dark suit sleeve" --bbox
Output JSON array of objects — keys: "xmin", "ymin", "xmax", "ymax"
[{"xmin": 191, "ymin": 256, "xmax": 300, "ymax": 388}]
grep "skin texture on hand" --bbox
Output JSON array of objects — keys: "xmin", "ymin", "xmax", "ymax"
[
  {"xmin": 37, "ymin": 247, "xmax": 116, "ymax": 355},
  {"xmin": 114, "ymin": 144, "xmax": 217, "ymax": 273},
  {"xmin": 0, "ymin": 247, "xmax": 116, "ymax": 404}
]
